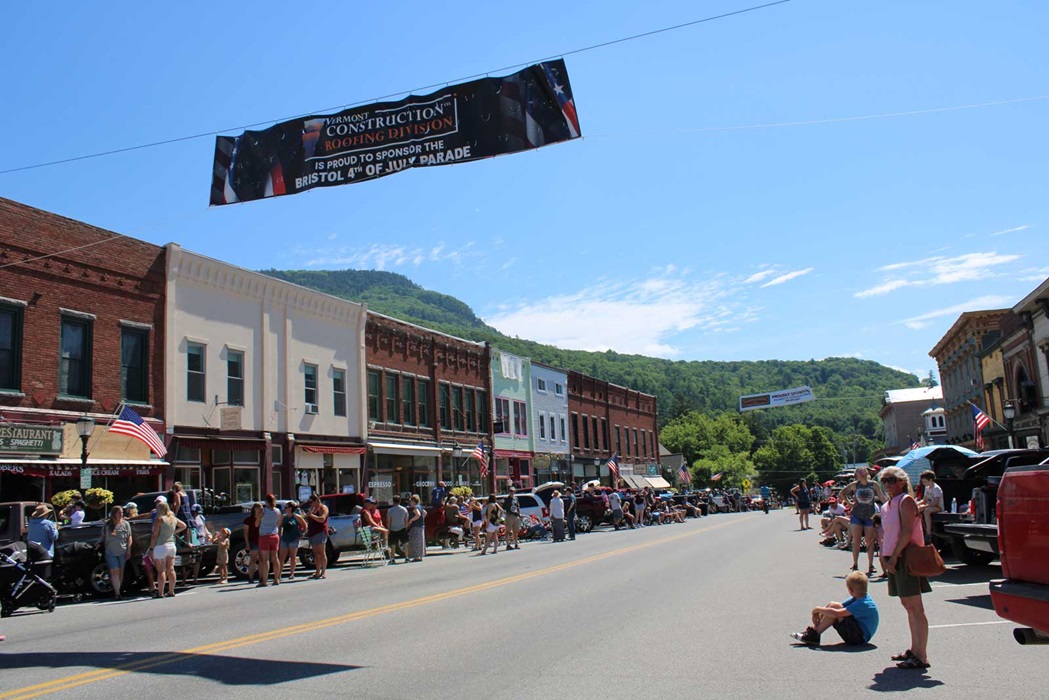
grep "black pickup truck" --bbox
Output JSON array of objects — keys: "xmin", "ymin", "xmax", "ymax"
[{"xmin": 932, "ymin": 448, "xmax": 1049, "ymax": 566}]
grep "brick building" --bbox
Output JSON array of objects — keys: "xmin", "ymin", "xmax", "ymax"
[
  {"xmin": 567, "ymin": 371, "xmax": 660, "ymax": 487},
  {"xmin": 365, "ymin": 313, "xmax": 492, "ymax": 500},
  {"xmin": 0, "ymin": 198, "xmax": 167, "ymax": 503}
]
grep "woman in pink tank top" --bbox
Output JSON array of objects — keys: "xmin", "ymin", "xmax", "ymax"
[{"xmin": 878, "ymin": 467, "xmax": 932, "ymax": 669}]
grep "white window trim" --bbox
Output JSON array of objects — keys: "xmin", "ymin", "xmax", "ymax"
[
  {"xmin": 60, "ymin": 308, "xmax": 97, "ymax": 321},
  {"xmin": 536, "ymin": 378, "xmax": 547, "ymax": 393},
  {"xmin": 120, "ymin": 319, "xmax": 153, "ymax": 331},
  {"xmin": 0, "ymin": 296, "xmax": 27, "ymax": 307}
]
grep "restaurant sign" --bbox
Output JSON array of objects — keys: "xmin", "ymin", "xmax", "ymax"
[{"xmin": 0, "ymin": 425, "xmax": 64, "ymax": 454}]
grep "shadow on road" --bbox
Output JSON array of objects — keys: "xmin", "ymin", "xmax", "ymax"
[
  {"xmin": 944, "ymin": 593, "xmax": 994, "ymax": 611},
  {"xmin": 935, "ymin": 565, "xmax": 999, "ymax": 585},
  {"xmin": 810, "ymin": 642, "xmax": 879, "ymax": 653},
  {"xmin": 0, "ymin": 652, "xmax": 361, "ymax": 686},
  {"xmin": 869, "ymin": 667, "xmax": 945, "ymax": 692}
]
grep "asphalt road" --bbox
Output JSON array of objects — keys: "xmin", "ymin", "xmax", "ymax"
[{"xmin": 0, "ymin": 511, "xmax": 1040, "ymax": 699}]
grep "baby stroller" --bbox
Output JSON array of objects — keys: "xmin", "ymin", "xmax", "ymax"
[{"xmin": 0, "ymin": 541, "xmax": 58, "ymax": 617}]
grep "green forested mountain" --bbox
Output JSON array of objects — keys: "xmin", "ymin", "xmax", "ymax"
[{"xmin": 262, "ymin": 269, "xmax": 918, "ymax": 442}]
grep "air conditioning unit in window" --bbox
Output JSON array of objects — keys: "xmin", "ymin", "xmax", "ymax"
[{"xmin": 304, "ymin": 403, "xmax": 319, "ymax": 415}]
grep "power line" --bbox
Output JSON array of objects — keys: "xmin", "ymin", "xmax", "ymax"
[{"xmin": 0, "ymin": 1, "xmax": 790, "ymax": 177}]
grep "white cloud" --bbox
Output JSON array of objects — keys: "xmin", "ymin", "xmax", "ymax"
[
  {"xmin": 991, "ymin": 225, "xmax": 1030, "ymax": 236},
  {"xmin": 500, "ymin": 257, "xmax": 518, "ymax": 271},
  {"xmin": 857, "ymin": 251, "xmax": 1022, "ymax": 297},
  {"xmin": 485, "ymin": 273, "xmax": 749, "ymax": 358},
  {"xmin": 744, "ymin": 269, "xmax": 778, "ymax": 284},
  {"xmin": 759, "ymin": 267, "xmax": 814, "ymax": 288},
  {"xmin": 301, "ymin": 242, "xmax": 468, "ymax": 270},
  {"xmin": 900, "ymin": 295, "xmax": 1013, "ymax": 330}
]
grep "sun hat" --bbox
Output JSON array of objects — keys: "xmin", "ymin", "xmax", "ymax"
[{"xmin": 31, "ymin": 503, "xmax": 53, "ymax": 518}]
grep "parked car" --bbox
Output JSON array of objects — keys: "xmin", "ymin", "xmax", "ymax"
[{"xmin": 533, "ymin": 483, "xmax": 604, "ymax": 533}]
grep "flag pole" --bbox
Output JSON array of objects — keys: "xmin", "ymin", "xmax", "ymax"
[
  {"xmin": 965, "ymin": 400, "xmax": 1008, "ymax": 432},
  {"xmin": 88, "ymin": 401, "xmax": 125, "ymax": 452}
]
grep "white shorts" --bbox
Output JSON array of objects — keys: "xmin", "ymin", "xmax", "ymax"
[
  {"xmin": 486, "ymin": 523, "xmax": 500, "ymax": 534},
  {"xmin": 153, "ymin": 543, "xmax": 176, "ymax": 561}
]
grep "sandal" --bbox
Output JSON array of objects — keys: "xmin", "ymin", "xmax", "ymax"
[
  {"xmin": 896, "ymin": 658, "xmax": 930, "ymax": 670},
  {"xmin": 890, "ymin": 650, "xmax": 914, "ymax": 661}
]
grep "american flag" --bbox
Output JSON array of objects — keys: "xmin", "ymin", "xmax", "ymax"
[
  {"xmin": 677, "ymin": 464, "xmax": 692, "ymax": 485},
  {"xmin": 606, "ymin": 453, "xmax": 619, "ymax": 480},
  {"xmin": 109, "ymin": 405, "xmax": 167, "ymax": 458},
  {"xmin": 471, "ymin": 442, "xmax": 489, "ymax": 478},
  {"xmin": 540, "ymin": 62, "xmax": 580, "ymax": 138},
  {"xmin": 711, "ymin": 472, "xmax": 724, "ymax": 482},
  {"xmin": 910, "ymin": 439, "xmax": 921, "ymax": 451},
  {"xmin": 971, "ymin": 404, "xmax": 991, "ymax": 450}
]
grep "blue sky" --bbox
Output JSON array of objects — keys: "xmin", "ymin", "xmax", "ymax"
[{"xmin": 2, "ymin": 0, "xmax": 1047, "ymax": 381}]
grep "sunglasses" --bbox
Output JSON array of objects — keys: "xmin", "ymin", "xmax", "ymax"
[{"xmin": 881, "ymin": 476, "xmax": 899, "ymax": 484}]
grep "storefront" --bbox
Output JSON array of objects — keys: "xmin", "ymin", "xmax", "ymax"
[
  {"xmin": 366, "ymin": 442, "xmax": 442, "ymax": 504},
  {"xmin": 294, "ymin": 444, "xmax": 365, "ymax": 499},
  {"xmin": 171, "ymin": 437, "xmax": 269, "ymax": 506},
  {"xmin": 494, "ymin": 450, "xmax": 533, "ymax": 491},
  {"xmin": 532, "ymin": 454, "xmax": 570, "ymax": 487}
]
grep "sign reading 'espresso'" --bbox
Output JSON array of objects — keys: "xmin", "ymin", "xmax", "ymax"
[{"xmin": 0, "ymin": 425, "xmax": 64, "ymax": 454}]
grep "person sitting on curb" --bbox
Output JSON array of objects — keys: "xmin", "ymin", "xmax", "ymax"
[
  {"xmin": 819, "ymin": 498, "xmax": 849, "ymax": 547},
  {"xmin": 791, "ymin": 571, "xmax": 879, "ymax": 647}
]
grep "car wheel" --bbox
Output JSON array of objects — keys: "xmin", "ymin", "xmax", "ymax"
[
  {"xmin": 233, "ymin": 544, "xmax": 253, "ymax": 580},
  {"xmin": 952, "ymin": 539, "xmax": 995, "ymax": 566},
  {"xmin": 88, "ymin": 562, "xmax": 114, "ymax": 598},
  {"xmin": 575, "ymin": 515, "xmax": 594, "ymax": 534},
  {"xmin": 298, "ymin": 547, "xmax": 316, "ymax": 570}
]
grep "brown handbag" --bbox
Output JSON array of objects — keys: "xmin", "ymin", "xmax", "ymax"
[{"xmin": 895, "ymin": 495, "xmax": 946, "ymax": 577}]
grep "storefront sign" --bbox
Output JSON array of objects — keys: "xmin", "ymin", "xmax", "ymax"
[
  {"xmin": 0, "ymin": 425, "xmax": 64, "ymax": 454},
  {"xmin": 368, "ymin": 480, "xmax": 393, "ymax": 489},
  {"xmin": 0, "ymin": 463, "xmax": 77, "ymax": 478},
  {"xmin": 414, "ymin": 480, "xmax": 435, "ymax": 488}
]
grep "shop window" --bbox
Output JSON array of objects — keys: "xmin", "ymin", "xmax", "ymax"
[
  {"xmin": 59, "ymin": 316, "xmax": 92, "ymax": 398},
  {"xmin": 401, "ymin": 376, "xmax": 414, "ymax": 425},
  {"xmin": 187, "ymin": 342, "xmax": 206, "ymax": 403},
  {"xmin": 333, "ymin": 368, "xmax": 347, "ymax": 417},
  {"xmin": 212, "ymin": 449, "xmax": 232, "ymax": 465},
  {"xmin": 439, "ymin": 382, "xmax": 451, "ymax": 430},
  {"xmin": 367, "ymin": 370, "xmax": 381, "ymax": 421},
  {"xmin": 0, "ymin": 303, "xmax": 23, "ymax": 391},
  {"xmin": 120, "ymin": 327, "xmax": 148, "ymax": 404},
  {"xmin": 227, "ymin": 350, "xmax": 244, "ymax": 407},
  {"xmin": 386, "ymin": 373, "xmax": 400, "ymax": 423},
  {"xmin": 271, "ymin": 444, "xmax": 283, "ymax": 465},
  {"xmin": 304, "ymin": 363, "xmax": 318, "ymax": 407},
  {"xmin": 234, "ymin": 449, "xmax": 259, "ymax": 464},
  {"xmin": 176, "ymin": 445, "xmax": 201, "ymax": 463},
  {"xmin": 417, "ymin": 378, "xmax": 431, "ymax": 427},
  {"xmin": 453, "ymin": 386, "xmax": 464, "ymax": 431}
]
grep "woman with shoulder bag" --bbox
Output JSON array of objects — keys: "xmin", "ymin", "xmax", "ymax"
[
  {"xmin": 480, "ymin": 495, "xmax": 503, "ymax": 555},
  {"xmin": 878, "ymin": 466, "xmax": 932, "ymax": 670}
]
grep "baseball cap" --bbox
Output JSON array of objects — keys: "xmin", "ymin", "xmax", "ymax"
[
  {"xmin": 364, "ymin": 497, "xmax": 377, "ymax": 504},
  {"xmin": 191, "ymin": 504, "xmax": 203, "ymax": 513},
  {"xmin": 154, "ymin": 495, "xmax": 167, "ymax": 504}
]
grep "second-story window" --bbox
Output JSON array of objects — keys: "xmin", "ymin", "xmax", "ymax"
[
  {"xmin": 227, "ymin": 350, "xmax": 244, "ymax": 407},
  {"xmin": 60, "ymin": 316, "xmax": 92, "ymax": 398},
  {"xmin": 495, "ymin": 398, "xmax": 510, "ymax": 434},
  {"xmin": 401, "ymin": 375, "xmax": 414, "ymax": 425},
  {"xmin": 304, "ymin": 364, "xmax": 318, "ymax": 407},
  {"xmin": 550, "ymin": 415, "xmax": 557, "ymax": 442},
  {"xmin": 333, "ymin": 368, "xmax": 346, "ymax": 417},
  {"xmin": 187, "ymin": 342, "xmax": 206, "ymax": 403},
  {"xmin": 386, "ymin": 373, "xmax": 400, "ymax": 423},
  {"xmin": 465, "ymin": 390, "xmax": 476, "ymax": 432},
  {"xmin": 0, "ymin": 304, "xmax": 23, "ymax": 392},
  {"xmin": 538, "ymin": 411, "xmax": 546, "ymax": 439},
  {"xmin": 439, "ymin": 382, "xmax": 451, "ymax": 430},
  {"xmin": 453, "ymin": 386, "xmax": 464, "ymax": 431},
  {"xmin": 554, "ymin": 383, "xmax": 564, "ymax": 397},
  {"xmin": 513, "ymin": 400, "xmax": 528, "ymax": 437},
  {"xmin": 120, "ymin": 327, "xmax": 148, "ymax": 404},
  {"xmin": 536, "ymin": 378, "xmax": 547, "ymax": 393},
  {"xmin": 367, "ymin": 370, "xmax": 380, "ymax": 421},
  {"xmin": 417, "ymin": 378, "xmax": 431, "ymax": 427}
]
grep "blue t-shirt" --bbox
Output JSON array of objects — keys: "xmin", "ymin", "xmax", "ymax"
[{"xmin": 843, "ymin": 595, "xmax": 879, "ymax": 642}]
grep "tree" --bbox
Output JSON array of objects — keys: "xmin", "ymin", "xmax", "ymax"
[
  {"xmin": 920, "ymin": 370, "xmax": 939, "ymax": 388},
  {"xmin": 753, "ymin": 424, "xmax": 840, "ymax": 493}
]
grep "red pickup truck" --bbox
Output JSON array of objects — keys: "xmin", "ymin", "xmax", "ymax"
[{"xmin": 989, "ymin": 460, "xmax": 1049, "ymax": 645}]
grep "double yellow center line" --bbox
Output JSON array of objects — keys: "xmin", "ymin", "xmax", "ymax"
[{"xmin": 2, "ymin": 518, "xmax": 743, "ymax": 698}]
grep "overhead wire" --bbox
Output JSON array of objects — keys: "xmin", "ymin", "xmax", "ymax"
[{"xmin": 0, "ymin": 1, "xmax": 791, "ymax": 176}]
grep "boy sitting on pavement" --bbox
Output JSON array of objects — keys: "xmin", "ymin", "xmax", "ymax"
[{"xmin": 791, "ymin": 571, "xmax": 879, "ymax": 647}]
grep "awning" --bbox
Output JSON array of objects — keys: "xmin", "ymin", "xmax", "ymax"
[
  {"xmin": 299, "ymin": 445, "xmax": 367, "ymax": 455},
  {"xmin": 368, "ymin": 441, "xmax": 444, "ymax": 457},
  {"xmin": 645, "ymin": 476, "xmax": 672, "ymax": 489},
  {"xmin": 623, "ymin": 475, "xmax": 650, "ymax": 489},
  {"xmin": 0, "ymin": 459, "xmax": 168, "ymax": 478}
]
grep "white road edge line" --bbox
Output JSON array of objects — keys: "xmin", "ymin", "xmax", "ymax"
[{"xmin": 929, "ymin": 621, "xmax": 1009, "ymax": 629}]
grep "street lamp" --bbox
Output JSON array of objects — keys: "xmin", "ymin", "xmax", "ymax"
[
  {"xmin": 451, "ymin": 442, "xmax": 463, "ymax": 486},
  {"xmin": 1003, "ymin": 402, "xmax": 1016, "ymax": 449},
  {"xmin": 75, "ymin": 414, "xmax": 95, "ymax": 479}
]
